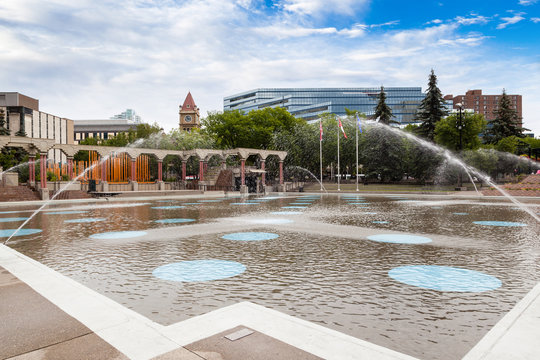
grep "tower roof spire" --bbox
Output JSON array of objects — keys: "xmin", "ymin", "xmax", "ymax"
[{"xmin": 181, "ymin": 92, "xmax": 197, "ymax": 110}]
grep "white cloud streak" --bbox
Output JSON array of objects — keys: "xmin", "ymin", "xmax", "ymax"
[
  {"xmin": 497, "ymin": 13, "xmax": 526, "ymax": 29},
  {"xmin": 518, "ymin": 0, "xmax": 538, "ymax": 5}
]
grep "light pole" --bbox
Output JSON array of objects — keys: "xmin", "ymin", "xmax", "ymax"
[{"xmin": 456, "ymin": 103, "xmax": 464, "ymax": 189}]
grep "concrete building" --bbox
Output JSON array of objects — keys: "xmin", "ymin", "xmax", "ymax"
[
  {"xmin": 224, "ymin": 87, "xmax": 429, "ymax": 124},
  {"xmin": 110, "ymin": 108, "xmax": 142, "ymax": 123},
  {"xmin": 444, "ymin": 90, "xmax": 523, "ymax": 126},
  {"xmin": 0, "ymin": 92, "xmax": 73, "ymax": 162},
  {"xmin": 73, "ymin": 119, "xmax": 138, "ymax": 144},
  {"xmin": 179, "ymin": 92, "xmax": 201, "ymax": 132}
]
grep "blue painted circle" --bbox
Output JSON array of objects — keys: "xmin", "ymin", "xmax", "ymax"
[
  {"xmin": 270, "ymin": 211, "xmax": 302, "ymax": 215},
  {"xmin": 65, "ymin": 218, "xmax": 106, "ymax": 223},
  {"xmin": 153, "ymin": 260, "xmax": 246, "ymax": 282},
  {"xmin": 282, "ymin": 206, "xmax": 307, "ymax": 209},
  {"xmin": 151, "ymin": 206, "xmax": 185, "ymax": 209},
  {"xmin": 388, "ymin": 265, "xmax": 502, "ymax": 292},
  {"xmin": 154, "ymin": 218, "xmax": 196, "ymax": 224},
  {"xmin": 0, "ymin": 217, "xmax": 29, "ymax": 222},
  {"xmin": 222, "ymin": 232, "xmax": 279, "ymax": 241},
  {"xmin": 367, "ymin": 234, "xmax": 432, "ymax": 244},
  {"xmin": 90, "ymin": 231, "xmax": 147, "ymax": 240},
  {"xmin": 290, "ymin": 203, "xmax": 311, "ymax": 205},
  {"xmin": 453, "ymin": 212, "xmax": 469, "ymax": 215},
  {"xmin": 474, "ymin": 221, "xmax": 527, "ymax": 227},
  {"xmin": 0, "ymin": 229, "xmax": 42, "ymax": 237},
  {"xmin": 46, "ymin": 211, "xmax": 88, "ymax": 215},
  {"xmin": 373, "ymin": 221, "xmax": 389, "ymax": 224}
]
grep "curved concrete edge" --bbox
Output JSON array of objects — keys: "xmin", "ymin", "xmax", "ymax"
[
  {"xmin": 462, "ymin": 281, "xmax": 540, "ymax": 360},
  {"xmin": 0, "ymin": 244, "xmax": 417, "ymax": 360}
]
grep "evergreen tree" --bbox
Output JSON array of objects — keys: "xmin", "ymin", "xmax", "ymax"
[
  {"xmin": 373, "ymin": 86, "xmax": 397, "ymax": 125},
  {"xmin": 415, "ymin": 69, "xmax": 448, "ymax": 141},
  {"xmin": 484, "ymin": 90, "xmax": 525, "ymax": 144},
  {"xmin": 0, "ymin": 109, "xmax": 10, "ymax": 136}
]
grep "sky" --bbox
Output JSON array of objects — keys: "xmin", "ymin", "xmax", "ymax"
[{"xmin": 1, "ymin": 0, "xmax": 539, "ymax": 135}]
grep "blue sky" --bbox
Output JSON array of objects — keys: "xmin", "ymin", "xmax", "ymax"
[{"xmin": 1, "ymin": 0, "xmax": 539, "ymax": 134}]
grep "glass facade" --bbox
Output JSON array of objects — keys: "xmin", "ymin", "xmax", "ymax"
[{"xmin": 224, "ymin": 88, "xmax": 427, "ymax": 124}]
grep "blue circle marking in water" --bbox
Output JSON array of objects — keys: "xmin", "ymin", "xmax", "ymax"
[
  {"xmin": 0, "ymin": 229, "xmax": 42, "ymax": 238},
  {"xmin": 388, "ymin": 265, "xmax": 502, "ymax": 292},
  {"xmin": 367, "ymin": 234, "xmax": 432, "ymax": 244},
  {"xmin": 154, "ymin": 218, "xmax": 196, "ymax": 224},
  {"xmin": 151, "ymin": 206, "xmax": 185, "ymax": 210},
  {"xmin": 453, "ymin": 212, "xmax": 469, "ymax": 216},
  {"xmin": 474, "ymin": 221, "xmax": 527, "ymax": 227},
  {"xmin": 90, "ymin": 231, "xmax": 148, "ymax": 240},
  {"xmin": 46, "ymin": 211, "xmax": 88, "ymax": 215},
  {"xmin": 222, "ymin": 232, "xmax": 279, "ymax": 241},
  {"xmin": 65, "ymin": 218, "xmax": 106, "ymax": 223},
  {"xmin": 153, "ymin": 260, "xmax": 246, "ymax": 282},
  {"xmin": 270, "ymin": 211, "xmax": 303, "ymax": 215},
  {"xmin": 290, "ymin": 202, "xmax": 311, "ymax": 205},
  {"xmin": 372, "ymin": 221, "xmax": 389, "ymax": 224},
  {"xmin": 0, "ymin": 210, "xmax": 30, "ymax": 214},
  {"xmin": 282, "ymin": 206, "xmax": 307, "ymax": 209},
  {"xmin": 0, "ymin": 217, "xmax": 29, "ymax": 222}
]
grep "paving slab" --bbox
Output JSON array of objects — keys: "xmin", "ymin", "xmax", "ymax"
[
  {"xmin": 184, "ymin": 326, "xmax": 322, "ymax": 360},
  {"xmin": 6, "ymin": 333, "xmax": 128, "ymax": 360},
  {"xmin": 0, "ymin": 267, "xmax": 125, "ymax": 360}
]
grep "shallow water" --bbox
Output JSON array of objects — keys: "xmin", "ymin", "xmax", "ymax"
[{"xmin": 3, "ymin": 194, "xmax": 540, "ymax": 360}]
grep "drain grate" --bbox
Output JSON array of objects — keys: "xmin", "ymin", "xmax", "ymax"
[{"xmin": 224, "ymin": 328, "xmax": 254, "ymax": 341}]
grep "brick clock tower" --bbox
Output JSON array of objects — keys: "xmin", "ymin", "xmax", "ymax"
[{"xmin": 179, "ymin": 92, "xmax": 200, "ymax": 132}]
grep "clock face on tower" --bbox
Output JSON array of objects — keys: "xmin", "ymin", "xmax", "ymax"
[{"xmin": 184, "ymin": 115, "xmax": 192, "ymax": 123}]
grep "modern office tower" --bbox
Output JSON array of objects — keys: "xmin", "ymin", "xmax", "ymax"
[
  {"xmin": 110, "ymin": 109, "xmax": 142, "ymax": 123},
  {"xmin": 224, "ymin": 87, "xmax": 428, "ymax": 124}
]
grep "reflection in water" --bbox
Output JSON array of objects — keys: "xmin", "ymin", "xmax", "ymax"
[{"xmin": 5, "ymin": 195, "xmax": 540, "ymax": 360}]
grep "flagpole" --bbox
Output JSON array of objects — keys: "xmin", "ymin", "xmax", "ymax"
[
  {"xmin": 356, "ymin": 113, "xmax": 359, "ymax": 192},
  {"xmin": 337, "ymin": 116, "xmax": 340, "ymax": 192},
  {"xmin": 319, "ymin": 119, "xmax": 323, "ymax": 192}
]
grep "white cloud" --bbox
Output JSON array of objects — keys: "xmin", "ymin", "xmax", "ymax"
[
  {"xmin": 519, "ymin": 0, "xmax": 538, "ymax": 5},
  {"xmin": 531, "ymin": 17, "xmax": 540, "ymax": 23},
  {"xmin": 280, "ymin": 0, "xmax": 368, "ymax": 17},
  {"xmin": 426, "ymin": 19, "xmax": 443, "ymax": 25},
  {"xmin": 497, "ymin": 13, "xmax": 526, "ymax": 29},
  {"xmin": 455, "ymin": 15, "xmax": 490, "ymax": 25}
]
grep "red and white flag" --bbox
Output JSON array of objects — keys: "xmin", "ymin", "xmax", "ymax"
[
  {"xmin": 338, "ymin": 118, "xmax": 347, "ymax": 139},
  {"xmin": 319, "ymin": 119, "xmax": 323, "ymax": 141}
]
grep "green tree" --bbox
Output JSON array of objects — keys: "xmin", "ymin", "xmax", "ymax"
[
  {"xmin": 494, "ymin": 136, "xmax": 519, "ymax": 153},
  {"xmin": 203, "ymin": 108, "xmax": 301, "ymax": 149},
  {"xmin": 373, "ymin": 86, "xmax": 397, "ymax": 125},
  {"xmin": 415, "ymin": 69, "xmax": 449, "ymax": 141},
  {"xmin": 484, "ymin": 90, "xmax": 525, "ymax": 144},
  {"xmin": 362, "ymin": 127, "xmax": 405, "ymax": 182},
  {"xmin": 0, "ymin": 109, "xmax": 10, "ymax": 136},
  {"xmin": 434, "ymin": 113, "xmax": 486, "ymax": 151}
]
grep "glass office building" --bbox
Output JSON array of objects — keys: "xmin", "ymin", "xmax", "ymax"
[{"xmin": 224, "ymin": 88, "xmax": 428, "ymax": 124}]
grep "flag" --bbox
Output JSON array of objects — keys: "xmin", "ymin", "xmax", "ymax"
[
  {"xmin": 319, "ymin": 119, "xmax": 323, "ymax": 141},
  {"xmin": 356, "ymin": 113, "xmax": 362, "ymax": 133},
  {"xmin": 338, "ymin": 118, "xmax": 347, "ymax": 138}
]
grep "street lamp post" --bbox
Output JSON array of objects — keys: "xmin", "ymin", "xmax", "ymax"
[{"xmin": 456, "ymin": 103, "xmax": 464, "ymax": 189}]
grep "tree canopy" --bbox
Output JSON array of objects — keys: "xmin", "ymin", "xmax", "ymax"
[
  {"xmin": 434, "ymin": 112, "xmax": 486, "ymax": 151},
  {"xmin": 373, "ymin": 86, "xmax": 397, "ymax": 125},
  {"xmin": 415, "ymin": 69, "xmax": 448, "ymax": 141},
  {"xmin": 484, "ymin": 90, "xmax": 525, "ymax": 144},
  {"xmin": 202, "ymin": 107, "xmax": 302, "ymax": 149}
]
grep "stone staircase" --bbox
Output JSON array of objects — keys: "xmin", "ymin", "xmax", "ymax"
[
  {"xmin": 0, "ymin": 185, "xmax": 41, "ymax": 202},
  {"xmin": 50, "ymin": 190, "xmax": 92, "ymax": 200},
  {"xmin": 482, "ymin": 174, "xmax": 540, "ymax": 196}
]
